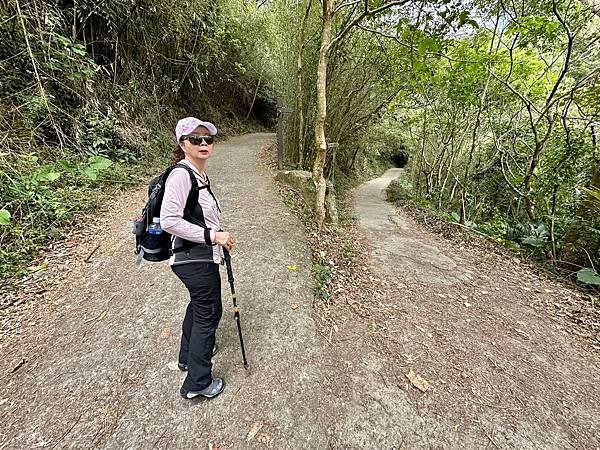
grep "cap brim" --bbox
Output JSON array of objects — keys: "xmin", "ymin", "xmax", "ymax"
[{"xmin": 197, "ymin": 121, "xmax": 217, "ymax": 136}]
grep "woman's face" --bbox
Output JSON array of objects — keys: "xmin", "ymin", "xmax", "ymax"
[{"xmin": 180, "ymin": 126, "xmax": 214, "ymax": 162}]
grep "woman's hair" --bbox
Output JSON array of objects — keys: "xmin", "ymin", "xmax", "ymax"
[
  {"xmin": 173, "ymin": 125, "xmax": 211, "ymax": 163},
  {"xmin": 172, "ymin": 141, "xmax": 184, "ymax": 163}
]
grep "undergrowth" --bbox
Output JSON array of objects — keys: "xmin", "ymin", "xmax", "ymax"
[
  {"xmin": 277, "ymin": 181, "xmax": 362, "ymax": 304},
  {"xmin": 1, "ymin": 1, "xmax": 276, "ymax": 283},
  {"xmin": 386, "ymin": 178, "xmax": 600, "ymax": 293}
]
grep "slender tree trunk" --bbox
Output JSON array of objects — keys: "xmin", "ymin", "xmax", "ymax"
[
  {"xmin": 246, "ymin": 69, "xmax": 262, "ymax": 120},
  {"xmin": 522, "ymin": 118, "xmax": 554, "ymax": 220},
  {"xmin": 550, "ymin": 183, "xmax": 558, "ymax": 259},
  {"xmin": 460, "ymin": 73, "xmax": 491, "ymax": 224},
  {"xmin": 312, "ymin": 0, "xmax": 334, "ymax": 230},
  {"xmin": 297, "ymin": 0, "xmax": 312, "ymax": 169}
]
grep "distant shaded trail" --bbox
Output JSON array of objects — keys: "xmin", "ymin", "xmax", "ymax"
[
  {"xmin": 355, "ymin": 168, "xmax": 473, "ymax": 285},
  {"xmin": 341, "ymin": 167, "xmax": 600, "ymax": 448}
]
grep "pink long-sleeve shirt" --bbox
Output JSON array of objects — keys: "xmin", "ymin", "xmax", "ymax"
[{"xmin": 160, "ymin": 159, "xmax": 223, "ymax": 265}]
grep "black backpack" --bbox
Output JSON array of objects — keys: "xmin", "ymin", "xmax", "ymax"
[{"xmin": 133, "ymin": 163, "xmax": 200, "ymax": 262}]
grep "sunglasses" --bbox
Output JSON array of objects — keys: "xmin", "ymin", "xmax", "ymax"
[{"xmin": 182, "ymin": 135, "xmax": 214, "ymax": 145}]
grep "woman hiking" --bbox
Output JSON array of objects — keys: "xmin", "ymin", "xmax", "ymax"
[{"xmin": 160, "ymin": 117, "xmax": 235, "ymax": 400}]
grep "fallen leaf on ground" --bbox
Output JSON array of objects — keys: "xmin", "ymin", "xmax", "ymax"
[
  {"xmin": 406, "ymin": 369, "xmax": 430, "ymax": 392},
  {"xmin": 160, "ymin": 328, "xmax": 172, "ymax": 339},
  {"xmin": 246, "ymin": 421, "xmax": 264, "ymax": 442},
  {"xmin": 167, "ymin": 361, "xmax": 180, "ymax": 371},
  {"xmin": 286, "ymin": 265, "xmax": 298, "ymax": 271},
  {"xmin": 27, "ymin": 263, "xmax": 49, "ymax": 273},
  {"xmin": 257, "ymin": 433, "xmax": 273, "ymax": 446},
  {"xmin": 515, "ymin": 328, "xmax": 530, "ymax": 339}
]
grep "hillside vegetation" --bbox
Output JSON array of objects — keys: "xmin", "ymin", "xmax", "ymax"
[
  {"xmin": 273, "ymin": 0, "xmax": 600, "ymax": 287},
  {"xmin": 0, "ymin": 0, "xmax": 276, "ymax": 281}
]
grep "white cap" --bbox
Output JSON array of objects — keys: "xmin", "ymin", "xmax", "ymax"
[{"xmin": 175, "ymin": 117, "xmax": 218, "ymax": 141}]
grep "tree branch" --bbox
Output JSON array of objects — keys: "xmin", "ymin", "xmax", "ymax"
[
  {"xmin": 335, "ymin": 0, "xmax": 361, "ymax": 13},
  {"xmin": 329, "ymin": 0, "xmax": 410, "ymax": 50},
  {"xmin": 545, "ymin": 0, "xmax": 574, "ymax": 108}
]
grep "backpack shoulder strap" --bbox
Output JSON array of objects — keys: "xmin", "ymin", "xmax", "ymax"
[
  {"xmin": 203, "ymin": 172, "xmax": 222, "ymax": 213},
  {"xmin": 172, "ymin": 163, "xmax": 200, "ymax": 214}
]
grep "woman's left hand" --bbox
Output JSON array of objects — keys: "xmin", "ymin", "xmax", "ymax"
[{"xmin": 215, "ymin": 231, "xmax": 235, "ymax": 251}]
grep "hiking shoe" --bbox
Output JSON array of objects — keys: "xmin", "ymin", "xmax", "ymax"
[
  {"xmin": 180, "ymin": 378, "xmax": 225, "ymax": 399},
  {"xmin": 178, "ymin": 345, "xmax": 219, "ymax": 371}
]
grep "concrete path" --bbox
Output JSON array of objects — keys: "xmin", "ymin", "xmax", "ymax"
[
  {"xmin": 0, "ymin": 134, "xmax": 328, "ymax": 449},
  {"xmin": 346, "ymin": 168, "xmax": 600, "ymax": 448},
  {"xmin": 2, "ymin": 154, "xmax": 599, "ymax": 449},
  {"xmin": 354, "ymin": 168, "xmax": 472, "ymax": 285}
]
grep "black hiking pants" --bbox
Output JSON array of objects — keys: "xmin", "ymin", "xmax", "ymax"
[{"xmin": 172, "ymin": 262, "xmax": 222, "ymax": 391}]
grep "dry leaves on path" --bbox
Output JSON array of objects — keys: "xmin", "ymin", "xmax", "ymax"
[
  {"xmin": 246, "ymin": 421, "xmax": 264, "ymax": 442},
  {"xmin": 406, "ymin": 369, "xmax": 430, "ymax": 392}
]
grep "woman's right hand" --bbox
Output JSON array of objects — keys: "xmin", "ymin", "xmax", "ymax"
[{"xmin": 214, "ymin": 231, "xmax": 235, "ymax": 251}]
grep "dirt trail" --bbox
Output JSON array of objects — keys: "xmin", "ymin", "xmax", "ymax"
[
  {"xmin": 335, "ymin": 167, "xmax": 600, "ymax": 448},
  {"xmin": 355, "ymin": 168, "xmax": 473, "ymax": 285},
  {"xmin": 0, "ymin": 134, "xmax": 329, "ymax": 449},
  {"xmin": 2, "ymin": 146, "xmax": 599, "ymax": 449}
]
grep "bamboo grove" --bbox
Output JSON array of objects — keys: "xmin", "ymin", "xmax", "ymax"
[{"xmin": 0, "ymin": 0, "xmax": 275, "ymax": 279}]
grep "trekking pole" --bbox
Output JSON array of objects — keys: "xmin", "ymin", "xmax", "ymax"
[{"xmin": 223, "ymin": 249, "xmax": 249, "ymax": 370}]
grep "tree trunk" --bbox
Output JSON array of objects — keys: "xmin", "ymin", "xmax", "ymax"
[
  {"xmin": 312, "ymin": 0, "xmax": 334, "ymax": 230},
  {"xmin": 460, "ymin": 72, "xmax": 491, "ymax": 224},
  {"xmin": 296, "ymin": 0, "xmax": 312, "ymax": 169},
  {"xmin": 246, "ymin": 69, "xmax": 262, "ymax": 120}
]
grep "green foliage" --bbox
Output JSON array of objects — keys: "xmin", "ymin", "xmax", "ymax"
[
  {"xmin": 313, "ymin": 262, "xmax": 332, "ymax": 302},
  {"xmin": 448, "ymin": 211, "xmax": 460, "ymax": 223},
  {"xmin": 475, "ymin": 217, "xmax": 508, "ymax": 238},
  {"xmin": 582, "ymin": 187, "xmax": 600, "ymax": 212},
  {"xmin": 0, "ymin": 210, "xmax": 10, "ymax": 226},
  {"xmin": 82, "ymin": 156, "xmax": 113, "ymax": 181},
  {"xmin": 0, "ymin": 148, "xmax": 140, "ymax": 279},
  {"xmin": 518, "ymin": 223, "xmax": 549, "ymax": 250},
  {"xmin": 387, "ymin": 178, "xmax": 414, "ymax": 203},
  {"xmin": 388, "ymin": 0, "xmax": 600, "ymax": 273},
  {"xmin": 341, "ymin": 242, "xmax": 358, "ymax": 260},
  {"xmin": 577, "ymin": 268, "xmax": 600, "ymax": 286}
]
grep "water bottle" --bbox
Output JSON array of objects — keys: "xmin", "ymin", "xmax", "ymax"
[{"xmin": 148, "ymin": 217, "xmax": 162, "ymax": 235}]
